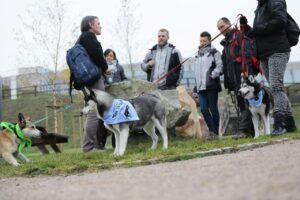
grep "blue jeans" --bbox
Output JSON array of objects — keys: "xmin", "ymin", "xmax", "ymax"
[{"xmin": 198, "ymin": 90, "xmax": 220, "ymax": 135}]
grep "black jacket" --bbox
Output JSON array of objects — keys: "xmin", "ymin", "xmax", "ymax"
[
  {"xmin": 78, "ymin": 31, "xmax": 108, "ymax": 72},
  {"xmin": 252, "ymin": 0, "xmax": 290, "ymax": 59},
  {"xmin": 221, "ymin": 29, "xmax": 256, "ymax": 91}
]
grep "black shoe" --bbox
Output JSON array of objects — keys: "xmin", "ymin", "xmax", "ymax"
[
  {"xmin": 272, "ymin": 112, "xmax": 287, "ymax": 136},
  {"xmin": 271, "ymin": 127, "xmax": 287, "ymax": 136},
  {"xmin": 285, "ymin": 115, "xmax": 297, "ymax": 132}
]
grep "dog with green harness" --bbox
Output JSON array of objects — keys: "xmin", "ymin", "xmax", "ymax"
[{"xmin": 0, "ymin": 113, "xmax": 42, "ymax": 166}]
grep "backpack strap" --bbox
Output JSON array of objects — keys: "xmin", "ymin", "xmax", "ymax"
[{"xmin": 69, "ymin": 73, "xmax": 74, "ymax": 103}]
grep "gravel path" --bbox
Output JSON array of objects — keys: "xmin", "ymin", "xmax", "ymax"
[{"xmin": 1, "ymin": 140, "xmax": 300, "ymax": 200}]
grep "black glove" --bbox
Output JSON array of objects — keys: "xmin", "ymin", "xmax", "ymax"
[{"xmin": 240, "ymin": 15, "xmax": 248, "ymax": 25}]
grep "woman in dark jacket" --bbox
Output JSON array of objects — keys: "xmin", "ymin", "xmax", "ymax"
[
  {"xmin": 248, "ymin": 0, "xmax": 297, "ymax": 135},
  {"xmin": 104, "ymin": 49, "xmax": 127, "ymax": 84},
  {"xmin": 78, "ymin": 16, "xmax": 111, "ymax": 152}
]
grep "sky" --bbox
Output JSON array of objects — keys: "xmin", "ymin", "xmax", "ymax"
[{"xmin": 0, "ymin": 0, "xmax": 299, "ymax": 77}]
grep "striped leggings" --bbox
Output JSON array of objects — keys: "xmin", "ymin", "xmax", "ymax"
[{"xmin": 260, "ymin": 52, "xmax": 292, "ymax": 115}]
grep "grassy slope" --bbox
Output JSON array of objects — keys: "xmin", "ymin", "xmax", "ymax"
[{"xmin": 1, "ymin": 85, "xmax": 299, "ymax": 177}]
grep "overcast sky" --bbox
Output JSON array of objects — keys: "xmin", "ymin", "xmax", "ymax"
[{"xmin": 0, "ymin": 0, "xmax": 299, "ymax": 77}]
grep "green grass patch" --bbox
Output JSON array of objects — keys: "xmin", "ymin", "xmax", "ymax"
[{"xmin": 0, "ymin": 131, "xmax": 299, "ymax": 178}]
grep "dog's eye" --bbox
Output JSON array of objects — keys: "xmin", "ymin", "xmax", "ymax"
[{"xmin": 31, "ymin": 126, "xmax": 35, "ymax": 129}]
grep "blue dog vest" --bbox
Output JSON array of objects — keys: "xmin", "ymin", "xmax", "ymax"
[
  {"xmin": 248, "ymin": 90, "xmax": 264, "ymax": 107},
  {"xmin": 103, "ymin": 99, "xmax": 139, "ymax": 124}
]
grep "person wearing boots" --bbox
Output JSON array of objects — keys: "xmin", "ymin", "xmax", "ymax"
[
  {"xmin": 217, "ymin": 17, "xmax": 255, "ymax": 139},
  {"xmin": 243, "ymin": 0, "xmax": 297, "ymax": 135}
]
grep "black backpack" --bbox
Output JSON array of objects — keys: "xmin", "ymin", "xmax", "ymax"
[{"xmin": 286, "ymin": 13, "xmax": 300, "ymax": 47}]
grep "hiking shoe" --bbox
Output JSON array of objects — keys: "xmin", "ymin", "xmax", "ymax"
[
  {"xmin": 285, "ymin": 115, "xmax": 297, "ymax": 132},
  {"xmin": 271, "ymin": 127, "xmax": 287, "ymax": 136}
]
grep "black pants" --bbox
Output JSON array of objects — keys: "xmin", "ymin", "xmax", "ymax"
[
  {"xmin": 96, "ymin": 119, "xmax": 115, "ymax": 148},
  {"xmin": 237, "ymin": 94, "xmax": 254, "ymax": 137}
]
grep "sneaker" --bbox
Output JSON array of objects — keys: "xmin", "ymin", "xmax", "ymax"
[
  {"xmin": 271, "ymin": 127, "xmax": 287, "ymax": 136},
  {"xmin": 208, "ymin": 132, "xmax": 217, "ymax": 141}
]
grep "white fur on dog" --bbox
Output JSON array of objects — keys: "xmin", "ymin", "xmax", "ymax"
[{"xmin": 82, "ymin": 89, "xmax": 168, "ymax": 156}]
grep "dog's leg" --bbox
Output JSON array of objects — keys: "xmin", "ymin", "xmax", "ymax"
[
  {"xmin": 2, "ymin": 152, "xmax": 19, "ymax": 166},
  {"xmin": 118, "ymin": 124, "xmax": 130, "ymax": 156},
  {"xmin": 252, "ymin": 115, "xmax": 260, "ymax": 138},
  {"xmin": 153, "ymin": 117, "xmax": 168, "ymax": 149},
  {"xmin": 264, "ymin": 115, "xmax": 271, "ymax": 135},
  {"xmin": 143, "ymin": 120, "xmax": 158, "ymax": 149},
  {"xmin": 18, "ymin": 153, "xmax": 30, "ymax": 163},
  {"xmin": 107, "ymin": 124, "xmax": 120, "ymax": 155}
]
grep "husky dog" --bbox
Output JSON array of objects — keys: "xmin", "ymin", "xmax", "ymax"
[
  {"xmin": 82, "ymin": 89, "xmax": 168, "ymax": 156},
  {"xmin": 0, "ymin": 113, "xmax": 42, "ymax": 166},
  {"xmin": 239, "ymin": 75, "xmax": 274, "ymax": 138}
]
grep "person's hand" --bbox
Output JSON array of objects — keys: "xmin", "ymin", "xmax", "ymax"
[
  {"xmin": 211, "ymin": 71, "xmax": 218, "ymax": 79},
  {"xmin": 105, "ymin": 67, "xmax": 112, "ymax": 74},
  {"xmin": 192, "ymin": 92, "xmax": 198, "ymax": 98},
  {"xmin": 148, "ymin": 60, "xmax": 155, "ymax": 67},
  {"xmin": 240, "ymin": 15, "xmax": 248, "ymax": 25}
]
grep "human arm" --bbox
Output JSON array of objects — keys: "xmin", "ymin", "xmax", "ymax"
[
  {"xmin": 252, "ymin": 0, "xmax": 287, "ymax": 37},
  {"xmin": 211, "ymin": 51, "xmax": 223, "ymax": 79}
]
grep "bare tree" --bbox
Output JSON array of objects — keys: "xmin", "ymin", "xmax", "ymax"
[
  {"xmin": 114, "ymin": 0, "xmax": 141, "ymax": 78},
  {"xmin": 15, "ymin": 0, "xmax": 79, "ymax": 133}
]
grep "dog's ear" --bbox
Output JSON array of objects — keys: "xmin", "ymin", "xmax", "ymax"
[{"xmin": 18, "ymin": 113, "xmax": 26, "ymax": 126}]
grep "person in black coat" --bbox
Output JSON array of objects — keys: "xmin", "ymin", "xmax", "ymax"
[
  {"xmin": 78, "ymin": 16, "xmax": 111, "ymax": 152},
  {"xmin": 217, "ymin": 17, "xmax": 255, "ymax": 139},
  {"xmin": 244, "ymin": 0, "xmax": 297, "ymax": 135}
]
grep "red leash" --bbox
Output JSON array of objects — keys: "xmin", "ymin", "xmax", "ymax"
[{"xmin": 154, "ymin": 16, "xmax": 240, "ymax": 85}]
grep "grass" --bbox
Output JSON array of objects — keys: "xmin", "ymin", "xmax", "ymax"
[
  {"xmin": 1, "ymin": 84, "xmax": 300, "ymax": 177},
  {"xmin": 0, "ymin": 131, "xmax": 299, "ymax": 178}
]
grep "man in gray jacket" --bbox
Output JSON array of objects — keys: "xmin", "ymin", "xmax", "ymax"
[{"xmin": 141, "ymin": 28, "xmax": 184, "ymax": 90}]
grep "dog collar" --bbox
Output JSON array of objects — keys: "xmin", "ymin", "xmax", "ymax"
[
  {"xmin": 248, "ymin": 90, "xmax": 264, "ymax": 107},
  {"xmin": 0, "ymin": 122, "xmax": 32, "ymax": 157}
]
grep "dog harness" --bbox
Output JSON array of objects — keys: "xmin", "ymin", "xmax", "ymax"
[
  {"xmin": 103, "ymin": 99, "xmax": 139, "ymax": 125},
  {"xmin": 0, "ymin": 122, "xmax": 32, "ymax": 157},
  {"xmin": 248, "ymin": 90, "xmax": 264, "ymax": 108}
]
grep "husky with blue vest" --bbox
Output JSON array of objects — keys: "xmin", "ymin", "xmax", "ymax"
[
  {"xmin": 0, "ymin": 113, "xmax": 42, "ymax": 166},
  {"xmin": 81, "ymin": 89, "xmax": 168, "ymax": 156},
  {"xmin": 239, "ymin": 74, "xmax": 274, "ymax": 138}
]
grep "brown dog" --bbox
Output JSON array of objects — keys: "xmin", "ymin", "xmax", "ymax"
[{"xmin": 0, "ymin": 113, "xmax": 42, "ymax": 166}]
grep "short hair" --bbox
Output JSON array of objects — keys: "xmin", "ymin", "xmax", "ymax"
[
  {"xmin": 104, "ymin": 49, "xmax": 117, "ymax": 60},
  {"xmin": 218, "ymin": 17, "xmax": 231, "ymax": 25},
  {"xmin": 158, "ymin": 28, "xmax": 169, "ymax": 36},
  {"xmin": 200, "ymin": 31, "xmax": 211, "ymax": 40},
  {"xmin": 80, "ymin": 16, "xmax": 98, "ymax": 32}
]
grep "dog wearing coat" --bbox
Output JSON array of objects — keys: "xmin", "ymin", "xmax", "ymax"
[
  {"xmin": 82, "ymin": 89, "xmax": 168, "ymax": 156},
  {"xmin": 239, "ymin": 75, "xmax": 274, "ymax": 138},
  {"xmin": 0, "ymin": 113, "xmax": 42, "ymax": 166}
]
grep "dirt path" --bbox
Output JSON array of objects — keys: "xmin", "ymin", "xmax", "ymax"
[{"xmin": 1, "ymin": 140, "xmax": 300, "ymax": 200}]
